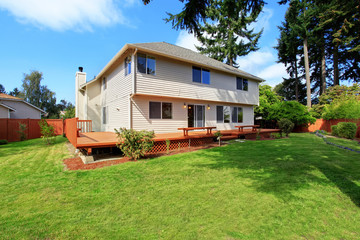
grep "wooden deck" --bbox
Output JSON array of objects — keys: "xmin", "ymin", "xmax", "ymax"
[{"xmin": 76, "ymin": 129, "xmax": 281, "ymax": 149}]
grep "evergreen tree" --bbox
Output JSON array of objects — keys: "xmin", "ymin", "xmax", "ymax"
[
  {"xmin": 195, "ymin": 0, "xmax": 263, "ymax": 67},
  {"xmin": 0, "ymin": 84, "xmax": 5, "ymax": 93}
]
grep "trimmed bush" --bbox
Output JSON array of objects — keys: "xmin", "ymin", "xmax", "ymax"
[
  {"xmin": 0, "ymin": 139, "xmax": 8, "ymax": 145},
  {"xmin": 115, "ymin": 128, "xmax": 155, "ymax": 161},
  {"xmin": 331, "ymin": 125, "xmax": 339, "ymax": 137},
  {"xmin": 278, "ymin": 118, "xmax": 294, "ymax": 137},
  {"xmin": 337, "ymin": 122, "xmax": 357, "ymax": 139}
]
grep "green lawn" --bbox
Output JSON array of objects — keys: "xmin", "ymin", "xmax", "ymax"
[{"xmin": 0, "ymin": 134, "xmax": 360, "ymax": 239}]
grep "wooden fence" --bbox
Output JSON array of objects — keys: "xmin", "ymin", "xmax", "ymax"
[
  {"xmin": 65, "ymin": 118, "xmax": 78, "ymax": 147},
  {"xmin": 294, "ymin": 119, "xmax": 360, "ymax": 138},
  {"xmin": 0, "ymin": 118, "xmax": 92, "ymax": 142}
]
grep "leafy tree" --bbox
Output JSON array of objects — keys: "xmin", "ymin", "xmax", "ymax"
[
  {"xmin": 274, "ymin": 79, "xmax": 307, "ymax": 104},
  {"xmin": 0, "ymin": 84, "xmax": 5, "ymax": 93},
  {"xmin": 63, "ymin": 105, "xmax": 75, "ymax": 119},
  {"xmin": 38, "ymin": 119, "xmax": 56, "ymax": 144},
  {"xmin": 21, "ymin": 70, "xmax": 58, "ymax": 118},
  {"xmin": 311, "ymin": 83, "xmax": 360, "ymax": 118},
  {"xmin": 255, "ymin": 85, "xmax": 282, "ymax": 119},
  {"xmin": 196, "ymin": 0, "xmax": 263, "ymax": 67}
]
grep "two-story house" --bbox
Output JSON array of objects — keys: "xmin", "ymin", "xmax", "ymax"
[{"xmin": 75, "ymin": 42, "xmax": 264, "ymax": 133}]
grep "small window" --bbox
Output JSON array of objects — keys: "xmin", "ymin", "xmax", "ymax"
[
  {"xmin": 125, "ymin": 57, "xmax": 131, "ymax": 76},
  {"xmin": 236, "ymin": 77, "xmax": 248, "ymax": 91},
  {"xmin": 192, "ymin": 67, "xmax": 201, "ymax": 83},
  {"xmin": 217, "ymin": 106, "xmax": 231, "ymax": 123},
  {"xmin": 149, "ymin": 102, "xmax": 161, "ymax": 119},
  {"xmin": 224, "ymin": 106, "xmax": 230, "ymax": 123},
  {"xmin": 102, "ymin": 77, "xmax": 107, "ymax": 91},
  {"xmin": 149, "ymin": 101, "xmax": 172, "ymax": 119},
  {"xmin": 216, "ymin": 106, "xmax": 223, "ymax": 123},
  {"xmin": 192, "ymin": 66, "xmax": 210, "ymax": 84},
  {"xmin": 147, "ymin": 56, "xmax": 156, "ymax": 75},
  {"xmin": 232, "ymin": 107, "xmax": 243, "ymax": 123},
  {"xmin": 162, "ymin": 102, "xmax": 172, "ymax": 119},
  {"xmin": 137, "ymin": 53, "xmax": 156, "ymax": 75},
  {"xmin": 102, "ymin": 106, "xmax": 107, "ymax": 124}
]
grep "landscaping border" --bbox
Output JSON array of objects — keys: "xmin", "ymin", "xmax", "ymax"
[{"xmin": 313, "ymin": 131, "xmax": 360, "ymax": 154}]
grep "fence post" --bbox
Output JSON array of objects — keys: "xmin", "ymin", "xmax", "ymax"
[{"xmin": 27, "ymin": 118, "xmax": 30, "ymax": 139}]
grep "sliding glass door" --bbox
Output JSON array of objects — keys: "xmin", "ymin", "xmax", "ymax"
[{"xmin": 188, "ymin": 105, "xmax": 205, "ymax": 128}]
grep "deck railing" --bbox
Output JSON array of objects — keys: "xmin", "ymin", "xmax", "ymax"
[{"xmin": 77, "ymin": 120, "xmax": 92, "ymax": 133}]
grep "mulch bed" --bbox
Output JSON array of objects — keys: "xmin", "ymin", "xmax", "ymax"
[{"xmin": 63, "ymin": 142, "xmax": 220, "ymax": 171}]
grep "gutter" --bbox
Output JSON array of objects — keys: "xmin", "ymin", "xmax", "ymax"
[{"xmin": 129, "ymin": 48, "xmax": 138, "ymax": 129}]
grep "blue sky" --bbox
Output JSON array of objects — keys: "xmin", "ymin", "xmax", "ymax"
[{"xmin": 0, "ymin": 0, "xmax": 288, "ymax": 104}]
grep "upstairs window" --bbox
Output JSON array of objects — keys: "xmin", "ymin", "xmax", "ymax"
[
  {"xmin": 125, "ymin": 57, "xmax": 131, "ymax": 76},
  {"xmin": 236, "ymin": 77, "xmax": 248, "ymax": 91},
  {"xmin": 231, "ymin": 107, "xmax": 243, "ymax": 123},
  {"xmin": 192, "ymin": 67, "xmax": 210, "ymax": 84},
  {"xmin": 102, "ymin": 77, "xmax": 107, "ymax": 91},
  {"xmin": 137, "ymin": 53, "xmax": 156, "ymax": 75},
  {"xmin": 149, "ymin": 101, "xmax": 172, "ymax": 119},
  {"xmin": 216, "ymin": 106, "xmax": 230, "ymax": 123}
]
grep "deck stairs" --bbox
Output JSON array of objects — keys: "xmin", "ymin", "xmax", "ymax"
[{"xmin": 219, "ymin": 131, "xmax": 239, "ymax": 141}]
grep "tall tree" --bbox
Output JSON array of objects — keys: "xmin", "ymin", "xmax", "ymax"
[
  {"xmin": 8, "ymin": 87, "xmax": 23, "ymax": 98},
  {"xmin": 21, "ymin": 70, "xmax": 57, "ymax": 118},
  {"xmin": 0, "ymin": 84, "xmax": 5, "ymax": 93},
  {"xmin": 195, "ymin": 0, "xmax": 263, "ymax": 67}
]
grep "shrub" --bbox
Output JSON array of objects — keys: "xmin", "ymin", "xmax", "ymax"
[
  {"xmin": 331, "ymin": 125, "xmax": 339, "ymax": 137},
  {"xmin": 39, "ymin": 119, "xmax": 56, "ymax": 144},
  {"xmin": 165, "ymin": 139, "xmax": 171, "ymax": 154},
  {"xmin": 337, "ymin": 122, "xmax": 357, "ymax": 139},
  {"xmin": 278, "ymin": 118, "xmax": 294, "ymax": 137},
  {"xmin": 17, "ymin": 123, "xmax": 27, "ymax": 141},
  {"xmin": 0, "ymin": 139, "xmax": 8, "ymax": 145},
  {"xmin": 267, "ymin": 101, "xmax": 316, "ymax": 126},
  {"xmin": 115, "ymin": 128, "xmax": 155, "ymax": 161}
]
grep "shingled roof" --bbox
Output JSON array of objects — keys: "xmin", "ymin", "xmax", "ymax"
[{"xmin": 129, "ymin": 42, "xmax": 264, "ymax": 82}]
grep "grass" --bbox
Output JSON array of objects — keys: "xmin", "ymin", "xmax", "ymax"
[{"xmin": 0, "ymin": 133, "xmax": 360, "ymax": 239}]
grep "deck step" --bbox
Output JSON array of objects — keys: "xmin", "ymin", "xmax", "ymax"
[{"xmin": 220, "ymin": 135, "xmax": 238, "ymax": 141}]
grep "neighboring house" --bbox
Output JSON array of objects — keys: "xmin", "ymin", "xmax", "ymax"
[
  {"xmin": 76, "ymin": 42, "xmax": 264, "ymax": 133},
  {"xmin": 0, "ymin": 93, "xmax": 45, "ymax": 119}
]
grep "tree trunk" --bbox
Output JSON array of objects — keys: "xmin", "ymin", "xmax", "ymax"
[
  {"xmin": 321, "ymin": 36, "xmax": 326, "ymax": 95},
  {"xmin": 303, "ymin": 37, "xmax": 311, "ymax": 108},
  {"xmin": 333, "ymin": 43, "xmax": 339, "ymax": 85},
  {"xmin": 294, "ymin": 59, "xmax": 299, "ymax": 101}
]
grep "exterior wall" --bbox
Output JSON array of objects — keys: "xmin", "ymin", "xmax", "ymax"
[
  {"xmin": 86, "ymin": 81, "xmax": 101, "ymax": 131},
  {"xmin": 136, "ymin": 55, "xmax": 259, "ymax": 105},
  {"xmin": 1, "ymin": 100, "xmax": 41, "ymax": 119},
  {"xmin": 101, "ymin": 58, "xmax": 132, "ymax": 132},
  {"xmin": 0, "ymin": 106, "xmax": 9, "ymax": 118},
  {"xmin": 132, "ymin": 95, "xmax": 254, "ymax": 133}
]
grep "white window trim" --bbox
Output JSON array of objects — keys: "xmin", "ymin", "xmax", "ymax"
[{"xmin": 216, "ymin": 105, "xmax": 231, "ymax": 123}]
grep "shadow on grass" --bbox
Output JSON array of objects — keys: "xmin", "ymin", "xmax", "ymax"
[{"xmin": 192, "ymin": 135, "xmax": 360, "ymax": 207}]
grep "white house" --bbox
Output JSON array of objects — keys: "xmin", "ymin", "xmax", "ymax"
[
  {"xmin": 0, "ymin": 93, "xmax": 45, "ymax": 119},
  {"xmin": 76, "ymin": 42, "xmax": 264, "ymax": 133}
]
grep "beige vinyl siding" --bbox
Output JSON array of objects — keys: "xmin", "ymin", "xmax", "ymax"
[
  {"xmin": 132, "ymin": 95, "xmax": 254, "ymax": 133},
  {"xmin": 1, "ymin": 100, "xmax": 41, "ymax": 119},
  {"xmin": 0, "ymin": 105, "xmax": 9, "ymax": 118},
  {"xmin": 101, "ymin": 59, "xmax": 132, "ymax": 132},
  {"xmin": 86, "ymin": 81, "xmax": 101, "ymax": 131},
  {"xmin": 136, "ymin": 55, "xmax": 259, "ymax": 105}
]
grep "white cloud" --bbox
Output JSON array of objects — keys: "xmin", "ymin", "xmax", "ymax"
[
  {"xmin": 257, "ymin": 63, "xmax": 288, "ymax": 86},
  {"xmin": 175, "ymin": 30, "xmax": 201, "ymax": 52},
  {"xmin": 0, "ymin": 0, "xmax": 133, "ymax": 31},
  {"xmin": 251, "ymin": 7, "xmax": 273, "ymax": 33}
]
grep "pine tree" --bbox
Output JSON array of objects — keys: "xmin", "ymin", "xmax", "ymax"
[{"xmin": 195, "ymin": 0, "xmax": 263, "ymax": 67}]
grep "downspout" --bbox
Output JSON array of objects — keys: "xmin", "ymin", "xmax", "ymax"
[{"xmin": 129, "ymin": 48, "xmax": 138, "ymax": 129}]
